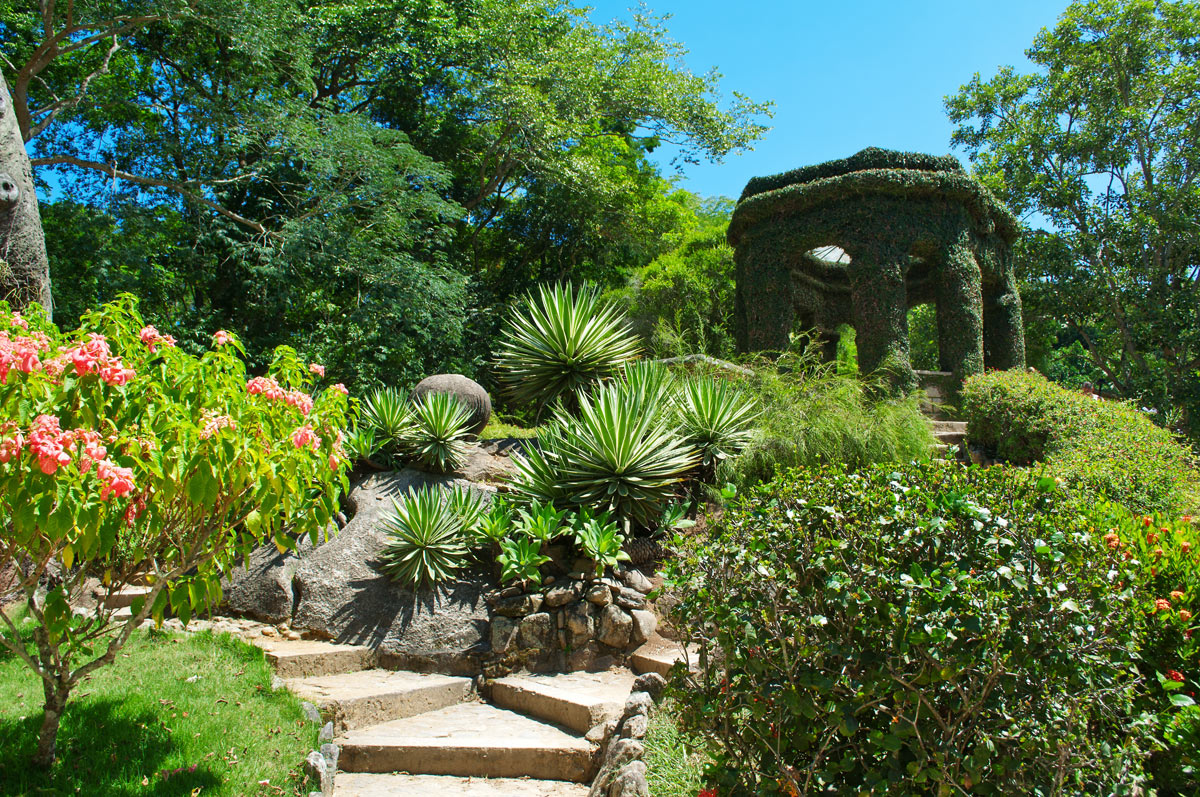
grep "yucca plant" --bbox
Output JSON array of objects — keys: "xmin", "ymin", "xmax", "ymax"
[
  {"xmin": 405, "ymin": 392, "xmax": 472, "ymax": 474},
  {"xmin": 515, "ymin": 499, "xmax": 569, "ymax": 544},
  {"xmin": 571, "ymin": 508, "xmax": 631, "ymax": 577},
  {"xmin": 493, "ymin": 282, "xmax": 641, "ymax": 417},
  {"xmin": 379, "ymin": 486, "xmax": 468, "ymax": 587},
  {"xmin": 498, "ymin": 536, "xmax": 552, "ymax": 586},
  {"xmin": 511, "ymin": 380, "xmax": 698, "ymax": 530},
  {"xmin": 674, "ymin": 376, "xmax": 759, "ymax": 472},
  {"xmin": 360, "ymin": 387, "xmax": 414, "ymax": 451},
  {"xmin": 342, "ymin": 424, "xmax": 379, "ymax": 465},
  {"xmin": 444, "ymin": 485, "xmax": 486, "ymax": 538}
]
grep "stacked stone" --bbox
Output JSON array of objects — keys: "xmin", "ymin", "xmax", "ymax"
[
  {"xmin": 588, "ymin": 672, "xmax": 667, "ymax": 797},
  {"xmin": 485, "ymin": 567, "xmax": 657, "ymax": 675}
]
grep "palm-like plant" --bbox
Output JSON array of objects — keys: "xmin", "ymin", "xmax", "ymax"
[
  {"xmin": 406, "ymin": 392, "xmax": 472, "ymax": 474},
  {"xmin": 674, "ymin": 377, "xmax": 759, "ymax": 469},
  {"xmin": 473, "ymin": 500, "xmax": 514, "ymax": 550},
  {"xmin": 493, "ymin": 282, "xmax": 641, "ymax": 416},
  {"xmin": 379, "ymin": 486, "xmax": 468, "ymax": 587}
]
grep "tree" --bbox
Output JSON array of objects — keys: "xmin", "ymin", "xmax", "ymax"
[
  {"xmin": 0, "ymin": 71, "xmax": 50, "ymax": 313},
  {"xmin": 946, "ymin": 0, "xmax": 1200, "ymax": 438}
]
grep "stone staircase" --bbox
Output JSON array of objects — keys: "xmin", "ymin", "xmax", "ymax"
[
  {"xmin": 250, "ymin": 633, "xmax": 692, "ymax": 795},
  {"xmin": 916, "ymin": 369, "xmax": 968, "ymax": 458}
]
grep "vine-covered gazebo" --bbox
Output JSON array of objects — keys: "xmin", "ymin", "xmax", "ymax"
[{"xmin": 727, "ymin": 148, "xmax": 1025, "ymax": 392}]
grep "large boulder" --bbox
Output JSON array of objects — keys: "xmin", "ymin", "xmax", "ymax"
[{"xmin": 412, "ymin": 374, "xmax": 492, "ymax": 436}]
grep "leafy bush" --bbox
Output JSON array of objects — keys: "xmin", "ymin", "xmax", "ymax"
[
  {"xmin": 667, "ymin": 461, "xmax": 1148, "ymax": 794},
  {"xmin": 407, "ymin": 392, "xmax": 472, "ymax": 474},
  {"xmin": 0, "ymin": 298, "xmax": 348, "ymax": 765},
  {"xmin": 493, "ymin": 282, "xmax": 641, "ymax": 416},
  {"xmin": 961, "ymin": 370, "xmax": 1200, "ymax": 515},
  {"xmin": 379, "ymin": 486, "xmax": 469, "ymax": 587},
  {"xmin": 719, "ymin": 352, "xmax": 934, "ymax": 490}
]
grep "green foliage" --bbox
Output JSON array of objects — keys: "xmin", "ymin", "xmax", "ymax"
[
  {"xmin": 493, "ymin": 282, "xmax": 641, "ymax": 416},
  {"xmin": 673, "ymin": 376, "xmax": 758, "ymax": 471},
  {"xmin": 406, "ymin": 392, "xmax": 472, "ymax": 474},
  {"xmin": 473, "ymin": 500, "xmax": 515, "ymax": 549},
  {"xmin": 514, "ymin": 500, "xmax": 569, "ymax": 545},
  {"xmin": 666, "ymin": 461, "xmax": 1148, "ymax": 794},
  {"xmin": 379, "ymin": 486, "xmax": 468, "ymax": 587},
  {"xmin": 571, "ymin": 509, "xmax": 631, "ymax": 578},
  {"xmin": 360, "ymin": 387, "xmax": 413, "ymax": 460},
  {"xmin": 961, "ymin": 370, "xmax": 1200, "ymax": 515},
  {"xmin": 0, "ymin": 296, "xmax": 348, "ymax": 763},
  {"xmin": 341, "ymin": 424, "xmax": 378, "ymax": 465},
  {"xmin": 719, "ymin": 351, "xmax": 934, "ymax": 490},
  {"xmin": 498, "ymin": 535, "xmax": 551, "ymax": 587},
  {"xmin": 643, "ymin": 701, "xmax": 708, "ymax": 797},
  {"xmin": 444, "ymin": 485, "xmax": 486, "ymax": 539},
  {"xmin": 947, "ymin": 0, "xmax": 1200, "ymax": 442}
]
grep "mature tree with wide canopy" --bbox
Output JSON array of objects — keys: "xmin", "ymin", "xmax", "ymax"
[{"xmin": 947, "ymin": 0, "xmax": 1200, "ymax": 438}]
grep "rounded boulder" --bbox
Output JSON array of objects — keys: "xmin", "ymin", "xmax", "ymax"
[{"xmin": 412, "ymin": 374, "xmax": 492, "ymax": 435}]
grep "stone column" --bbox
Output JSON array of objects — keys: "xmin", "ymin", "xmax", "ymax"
[
  {"xmin": 734, "ymin": 234, "xmax": 795, "ymax": 354},
  {"xmin": 848, "ymin": 242, "xmax": 916, "ymax": 394},
  {"xmin": 935, "ymin": 229, "xmax": 985, "ymax": 383},
  {"xmin": 981, "ymin": 242, "xmax": 1026, "ymax": 370}
]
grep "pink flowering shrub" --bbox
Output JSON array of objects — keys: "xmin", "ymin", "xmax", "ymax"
[{"xmin": 0, "ymin": 296, "xmax": 349, "ymax": 766}]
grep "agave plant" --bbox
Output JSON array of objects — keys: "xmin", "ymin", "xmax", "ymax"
[
  {"xmin": 571, "ymin": 508, "xmax": 630, "ymax": 577},
  {"xmin": 379, "ymin": 486, "xmax": 468, "ymax": 587},
  {"xmin": 405, "ymin": 392, "xmax": 472, "ymax": 474},
  {"xmin": 674, "ymin": 376, "xmax": 759, "ymax": 470},
  {"xmin": 511, "ymin": 379, "xmax": 698, "ymax": 530},
  {"xmin": 498, "ymin": 536, "xmax": 552, "ymax": 586},
  {"xmin": 515, "ymin": 499, "xmax": 569, "ymax": 544},
  {"xmin": 472, "ymin": 499, "xmax": 514, "ymax": 550},
  {"xmin": 341, "ymin": 424, "xmax": 379, "ymax": 465},
  {"xmin": 493, "ymin": 282, "xmax": 641, "ymax": 416},
  {"xmin": 443, "ymin": 485, "xmax": 486, "ymax": 538},
  {"xmin": 360, "ymin": 387, "xmax": 413, "ymax": 458}
]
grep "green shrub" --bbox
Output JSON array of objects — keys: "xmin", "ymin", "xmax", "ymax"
[
  {"xmin": 719, "ymin": 352, "xmax": 934, "ymax": 489},
  {"xmin": 666, "ymin": 461, "xmax": 1148, "ymax": 794},
  {"xmin": 379, "ymin": 486, "xmax": 469, "ymax": 587},
  {"xmin": 493, "ymin": 282, "xmax": 641, "ymax": 416},
  {"xmin": 961, "ymin": 370, "xmax": 1200, "ymax": 515}
]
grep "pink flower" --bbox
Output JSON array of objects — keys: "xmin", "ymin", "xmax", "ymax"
[
  {"xmin": 9, "ymin": 313, "xmax": 28, "ymax": 330},
  {"xmin": 27, "ymin": 415, "xmax": 71, "ymax": 475},
  {"xmin": 139, "ymin": 326, "xmax": 176, "ymax": 352},
  {"xmin": 1143, "ymin": 516, "xmax": 1154, "ymax": 528},
  {"xmin": 328, "ymin": 454, "xmax": 340, "ymax": 471},
  {"xmin": 1181, "ymin": 610, "xmax": 1193, "ymax": 622},
  {"xmin": 285, "ymin": 390, "xmax": 313, "ymax": 416},
  {"xmin": 1147, "ymin": 532, "xmax": 1160, "ymax": 544},
  {"xmin": 1183, "ymin": 542, "xmax": 1192, "ymax": 554},
  {"xmin": 199, "ymin": 411, "xmax": 236, "ymax": 440},
  {"xmin": 331, "ymin": 383, "xmax": 348, "ymax": 395},
  {"xmin": 96, "ymin": 459, "xmax": 135, "ymax": 501},
  {"xmin": 99, "ymin": 360, "xmax": 136, "ymax": 386},
  {"xmin": 699, "ymin": 789, "xmax": 718, "ymax": 797},
  {"xmin": 1171, "ymin": 590, "xmax": 1185, "ymax": 601},
  {"xmin": 0, "ymin": 430, "xmax": 23, "ymax": 463},
  {"xmin": 1156, "ymin": 598, "xmax": 1172, "ymax": 612},
  {"xmin": 246, "ymin": 376, "xmax": 286, "ymax": 401},
  {"xmin": 291, "ymin": 424, "xmax": 320, "ymax": 451},
  {"xmin": 213, "ymin": 330, "xmax": 233, "ymax": 346},
  {"xmin": 309, "ymin": 363, "xmax": 325, "ymax": 377},
  {"xmin": 1103, "ymin": 532, "xmax": 1120, "ymax": 550}
]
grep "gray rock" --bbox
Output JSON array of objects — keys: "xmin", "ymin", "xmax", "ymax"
[
  {"xmin": 609, "ymin": 761, "xmax": 649, "ymax": 797},
  {"xmin": 319, "ymin": 721, "xmax": 334, "ymax": 743},
  {"xmin": 632, "ymin": 672, "xmax": 667, "ymax": 701},
  {"xmin": 491, "ymin": 615, "xmax": 520, "ymax": 654},
  {"xmin": 586, "ymin": 584, "xmax": 613, "ymax": 606},
  {"xmin": 616, "ymin": 567, "xmax": 654, "ymax": 595},
  {"xmin": 588, "ymin": 738, "xmax": 646, "ymax": 797},
  {"xmin": 270, "ymin": 674, "xmax": 285, "ymax": 692},
  {"xmin": 596, "ymin": 605, "xmax": 632, "ymax": 649},
  {"xmin": 629, "ymin": 609, "xmax": 656, "ymax": 645},
  {"xmin": 565, "ymin": 601, "xmax": 594, "ymax": 636},
  {"xmin": 303, "ymin": 750, "xmax": 330, "ymax": 796},
  {"xmin": 492, "ymin": 593, "xmax": 543, "ymax": 617},
  {"xmin": 301, "ymin": 701, "xmax": 322, "ymax": 724},
  {"xmin": 623, "ymin": 691, "xmax": 653, "ymax": 719},
  {"xmin": 518, "ymin": 612, "xmax": 554, "ymax": 650},
  {"xmin": 320, "ymin": 742, "xmax": 339, "ymax": 775},
  {"xmin": 544, "ymin": 582, "xmax": 583, "ymax": 608},
  {"xmin": 613, "ymin": 586, "xmax": 646, "ymax": 610},
  {"xmin": 222, "ymin": 538, "xmax": 310, "ymax": 624},
  {"xmin": 587, "ymin": 717, "xmax": 618, "ymax": 743},
  {"xmin": 620, "ymin": 712, "xmax": 648, "ymax": 740},
  {"xmin": 412, "ymin": 374, "xmax": 492, "ymax": 436},
  {"xmin": 290, "ymin": 471, "xmax": 493, "ymax": 675}
]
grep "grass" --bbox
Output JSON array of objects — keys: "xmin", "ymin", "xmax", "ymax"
[
  {"xmin": 479, "ymin": 418, "xmax": 539, "ymax": 439},
  {"xmin": 0, "ymin": 624, "xmax": 319, "ymax": 796},
  {"xmin": 644, "ymin": 700, "xmax": 708, "ymax": 797}
]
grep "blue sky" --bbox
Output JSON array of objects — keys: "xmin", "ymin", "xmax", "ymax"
[{"xmin": 589, "ymin": 0, "xmax": 1073, "ymax": 199}]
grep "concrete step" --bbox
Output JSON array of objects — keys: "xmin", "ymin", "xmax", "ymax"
[
  {"xmin": 630, "ymin": 634, "xmax": 697, "ymax": 678},
  {"xmin": 491, "ymin": 669, "xmax": 635, "ymax": 735},
  {"xmin": 930, "ymin": 420, "xmax": 967, "ymax": 436},
  {"xmin": 339, "ymin": 701, "xmax": 597, "ymax": 782},
  {"xmin": 286, "ymin": 669, "xmax": 473, "ymax": 733},
  {"xmin": 250, "ymin": 637, "xmax": 375, "ymax": 679},
  {"xmin": 102, "ymin": 586, "xmax": 151, "ymax": 609},
  {"xmin": 335, "ymin": 773, "xmax": 589, "ymax": 796}
]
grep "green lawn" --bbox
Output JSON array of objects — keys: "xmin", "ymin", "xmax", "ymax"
[
  {"xmin": 0, "ymin": 623, "xmax": 319, "ymax": 796},
  {"xmin": 479, "ymin": 418, "xmax": 539, "ymax": 439},
  {"xmin": 644, "ymin": 700, "xmax": 708, "ymax": 797}
]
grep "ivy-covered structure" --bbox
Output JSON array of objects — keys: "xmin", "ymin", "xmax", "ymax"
[{"xmin": 728, "ymin": 148, "xmax": 1025, "ymax": 392}]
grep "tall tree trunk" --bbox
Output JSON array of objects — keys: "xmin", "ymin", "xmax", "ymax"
[{"xmin": 0, "ymin": 72, "xmax": 51, "ymax": 316}]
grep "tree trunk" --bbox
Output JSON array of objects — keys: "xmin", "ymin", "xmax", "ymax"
[
  {"xmin": 33, "ymin": 677, "xmax": 70, "ymax": 767},
  {"xmin": 0, "ymin": 72, "xmax": 51, "ymax": 316}
]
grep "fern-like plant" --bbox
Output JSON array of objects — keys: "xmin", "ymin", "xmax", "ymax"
[
  {"xmin": 406, "ymin": 392, "xmax": 472, "ymax": 474},
  {"xmin": 674, "ymin": 377, "xmax": 759, "ymax": 470},
  {"xmin": 493, "ymin": 282, "xmax": 641, "ymax": 416},
  {"xmin": 379, "ymin": 486, "xmax": 468, "ymax": 587}
]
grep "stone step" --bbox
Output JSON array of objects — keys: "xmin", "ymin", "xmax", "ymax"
[
  {"xmin": 491, "ymin": 669, "xmax": 635, "ymax": 735},
  {"xmin": 338, "ymin": 701, "xmax": 596, "ymax": 782},
  {"xmin": 251, "ymin": 637, "xmax": 375, "ymax": 679},
  {"xmin": 630, "ymin": 634, "xmax": 697, "ymax": 679},
  {"xmin": 286, "ymin": 669, "xmax": 473, "ymax": 733},
  {"xmin": 335, "ymin": 773, "xmax": 589, "ymax": 796},
  {"xmin": 930, "ymin": 420, "xmax": 967, "ymax": 436},
  {"xmin": 102, "ymin": 586, "xmax": 152, "ymax": 609}
]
